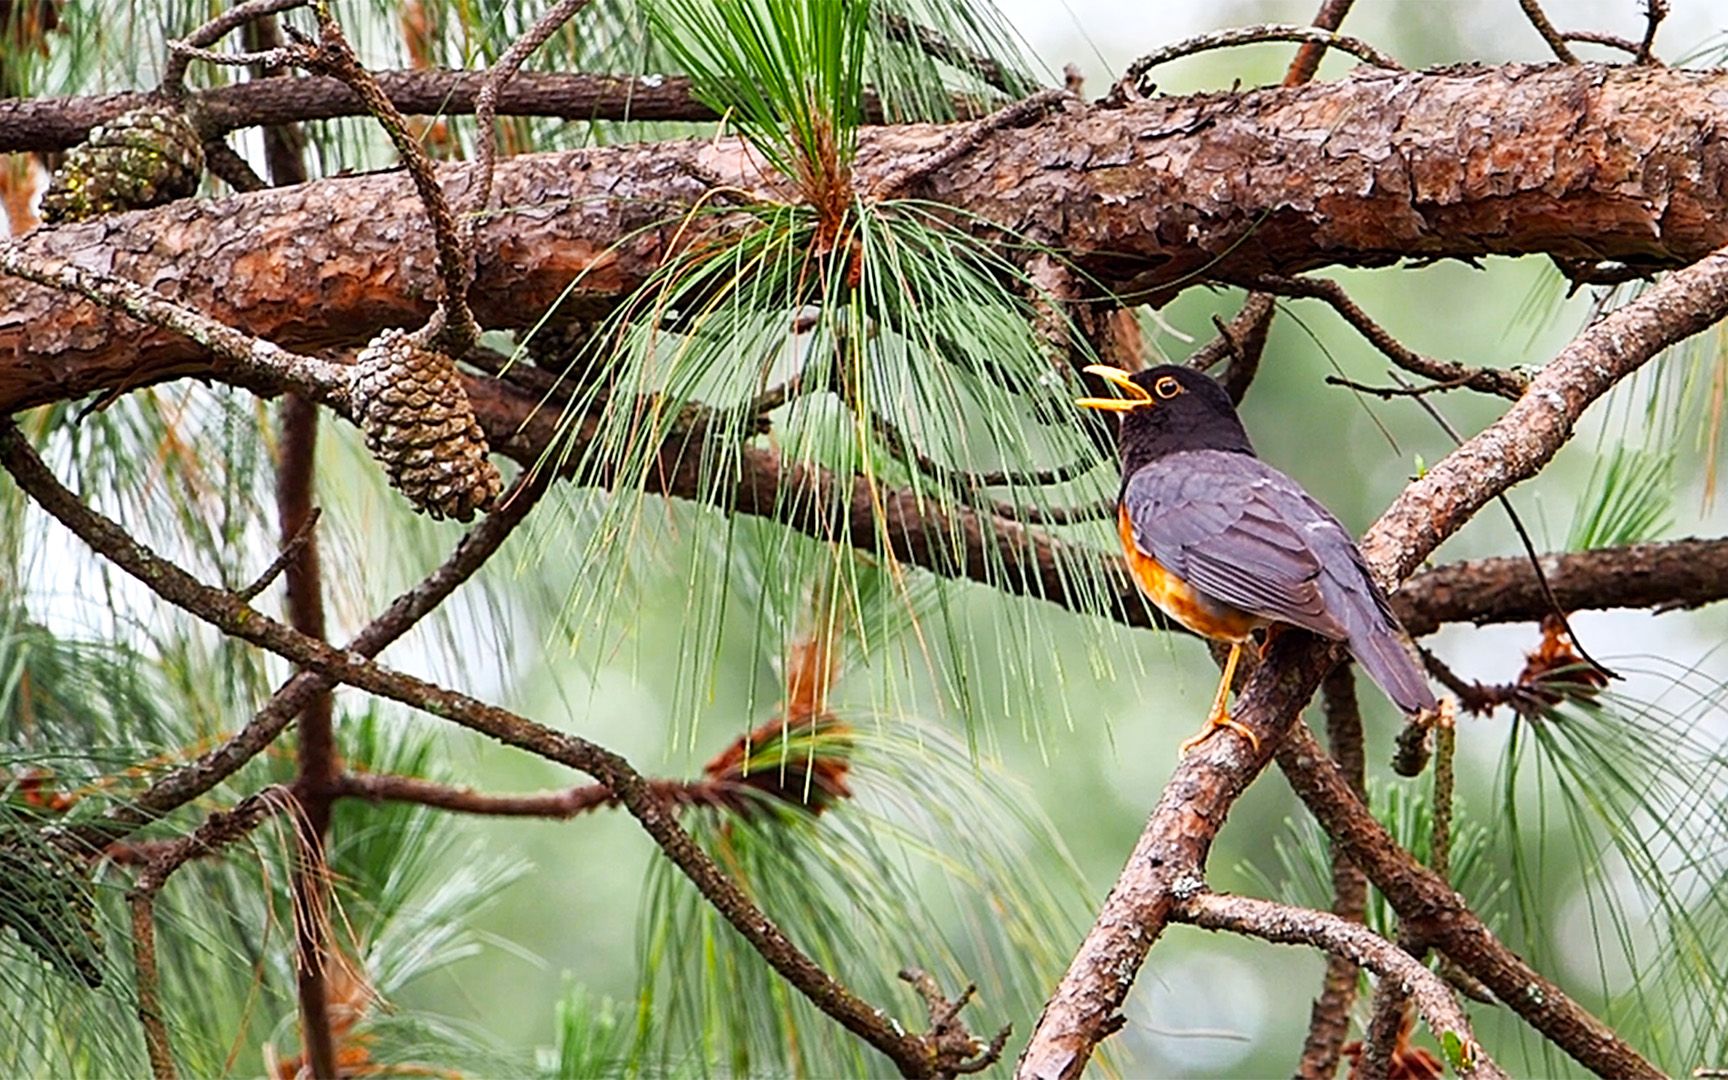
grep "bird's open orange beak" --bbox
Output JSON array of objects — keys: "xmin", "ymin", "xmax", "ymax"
[{"xmin": 1075, "ymin": 364, "xmax": 1152, "ymax": 412}]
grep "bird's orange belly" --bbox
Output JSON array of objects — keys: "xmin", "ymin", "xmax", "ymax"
[{"xmin": 1119, "ymin": 508, "xmax": 1265, "ymax": 643}]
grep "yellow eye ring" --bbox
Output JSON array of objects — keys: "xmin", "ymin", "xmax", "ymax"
[{"xmin": 1154, "ymin": 376, "xmax": 1182, "ymax": 399}]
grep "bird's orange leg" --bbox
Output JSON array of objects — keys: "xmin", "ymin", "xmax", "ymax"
[{"xmin": 1179, "ymin": 642, "xmax": 1261, "ymax": 756}]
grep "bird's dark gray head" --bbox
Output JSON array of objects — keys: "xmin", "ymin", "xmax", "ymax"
[{"xmin": 1076, "ymin": 364, "xmax": 1256, "ymax": 477}]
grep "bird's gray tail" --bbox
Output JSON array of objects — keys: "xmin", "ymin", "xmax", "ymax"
[{"xmin": 1348, "ymin": 621, "xmax": 1438, "ymax": 716}]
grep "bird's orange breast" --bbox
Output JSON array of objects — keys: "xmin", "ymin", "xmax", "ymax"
[{"xmin": 1118, "ymin": 506, "xmax": 1264, "ymax": 643}]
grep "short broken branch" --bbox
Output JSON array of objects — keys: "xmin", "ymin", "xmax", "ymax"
[{"xmin": 1234, "ymin": 273, "xmax": 1531, "ymax": 400}]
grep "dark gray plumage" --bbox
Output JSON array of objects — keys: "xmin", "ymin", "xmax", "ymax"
[{"xmin": 1123, "ymin": 448, "xmax": 1438, "ymax": 716}]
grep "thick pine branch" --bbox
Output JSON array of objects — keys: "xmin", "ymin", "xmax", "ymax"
[{"xmin": 8, "ymin": 65, "xmax": 1728, "ymax": 413}]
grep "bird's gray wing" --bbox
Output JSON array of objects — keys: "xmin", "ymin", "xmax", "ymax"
[
  {"xmin": 1123, "ymin": 450, "xmax": 1436, "ymax": 714},
  {"xmin": 1121, "ymin": 450, "xmax": 1353, "ymax": 640}
]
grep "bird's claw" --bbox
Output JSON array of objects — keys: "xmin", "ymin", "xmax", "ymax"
[{"xmin": 1178, "ymin": 710, "xmax": 1262, "ymax": 757}]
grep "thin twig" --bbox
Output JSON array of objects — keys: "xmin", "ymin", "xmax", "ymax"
[
  {"xmin": 1119, "ymin": 24, "xmax": 1402, "ymax": 100},
  {"xmin": 872, "ymin": 88, "xmax": 1069, "ymax": 199},
  {"xmin": 236, "ymin": 506, "xmax": 321, "ymax": 600},
  {"xmin": 1232, "ymin": 273, "xmax": 1531, "ymax": 400},
  {"xmin": 1386, "ymin": 369, "xmax": 1616, "ymax": 681},
  {"xmin": 161, "ymin": 0, "xmax": 309, "ymax": 97},
  {"xmin": 1199, "ymin": 0, "xmax": 1355, "ymax": 406},
  {"xmin": 1517, "ymin": 0, "xmax": 1579, "ymax": 63},
  {"xmin": 1562, "ymin": 30, "xmax": 1643, "ymax": 56},
  {"xmin": 1282, "ymin": 0, "xmax": 1358, "ymax": 86},
  {"xmin": 1367, "ymin": 702, "xmax": 1462, "ymax": 1079},
  {"xmin": 1325, "ymin": 372, "xmax": 1475, "ymax": 398},
  {"xmin": 2, "ymin": 72, "xmax": 971, "ymax": 155},
  {"xmin": 988, "ymin": 497, "xmax": 1116, "ymax": 526},
  {"xmin": 868, "ymin": 406, "xmax": 1098, "ymax": 495},
  {"xmin": 299, "ymin": 6, "xmax": 479, "ymax": 353},
  {"xmin": 1172, "ymin": 892, "xmax": 1503, "ymax": 1078},
  {"xmin": 167, "ymin": 41, "xmax": 298, "ymax": 71},
  {"xmin": 470, "ymin": 0, "xmax": 595, "ymax": 219},
  {"xmin": 0, "ymin": 425, "xmax": 989, "ymax": 1079}
]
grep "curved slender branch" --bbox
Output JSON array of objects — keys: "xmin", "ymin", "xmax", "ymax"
[
  {"xmin": 0, "ymin": 423, "xmax": 986, "ymax": 1080},
  {"xmin": 470, "ymin": 0, "xmax": 595, "ymax": 219},
  {"xmin": 1171, "ymin": 892, "xmax": 1503, "ymax": 1078},
  {"xmin": 161, "ymin": 0, "xmax": 308, "ymax": 97},
  {"xmin": 1119, "ymin": 23, "xmax": 1402, "ymax": 100},
  {"xmin": 1233, "ymin": 273, "xmax": 1531, "ymax": 400}
]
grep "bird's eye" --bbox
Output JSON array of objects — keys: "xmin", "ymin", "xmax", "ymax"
[{"xmin": 1154, "ymin": 376, "xmax": 1182, "ymax": 399}]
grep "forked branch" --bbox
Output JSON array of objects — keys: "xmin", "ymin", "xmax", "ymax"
[{"xmin": 0, "ymin": 424, "xmax": 992, "ymax": 1080}]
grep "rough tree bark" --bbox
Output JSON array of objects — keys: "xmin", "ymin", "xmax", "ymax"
[{"xmin": 6, "ymin": 64, "xmax": 1728, "ymax": 413}]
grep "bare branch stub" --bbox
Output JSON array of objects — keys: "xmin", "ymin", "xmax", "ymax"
[{"xmin": 899, "ymin": 968, "xmax": 1013, "ymax": 1078}]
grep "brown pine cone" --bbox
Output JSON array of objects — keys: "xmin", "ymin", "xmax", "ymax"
[
  {"xmin": 40, "ymin": 103, "xmax": 204, "ymax": 223},
  {"xmin": 350, "ymin": 330, "xmax": 502, "ymax": 522}
]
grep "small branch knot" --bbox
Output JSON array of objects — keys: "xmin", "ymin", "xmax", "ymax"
[{"xmin": 898, "ymin": 967, "xmax": 1011, "ymax": 1078}]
